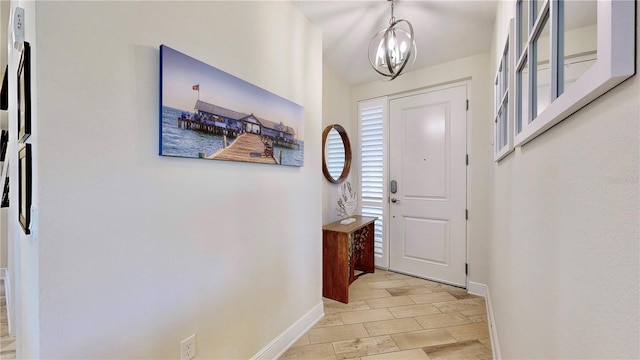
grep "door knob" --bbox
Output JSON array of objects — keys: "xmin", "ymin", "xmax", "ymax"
[{"xmin": 391, "ymin": 197, "xmax": 400, "ymax": 203}]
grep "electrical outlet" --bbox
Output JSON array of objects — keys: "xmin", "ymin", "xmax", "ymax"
[{"xmin": 180, "ymin": 334, "xmax": 196, "ymax": 360}]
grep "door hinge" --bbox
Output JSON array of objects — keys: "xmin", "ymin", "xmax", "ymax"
[
  {"xmin": 466, "ymin": 99, "xmax": 469, "ymax": 111},
  {"xmin": 466, "ymin": 154, "xmax": 469, "ymax": 165},
  {"xmin": 465, "ymin": 263, "xmax": 468, "ymax": 275},
  {"xmin": 465, "ymin": 209, "xmax": 469, "ymax": 220}
]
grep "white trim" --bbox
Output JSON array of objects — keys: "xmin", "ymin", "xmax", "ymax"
[
  {"xmin": 467, "ymin": 281, "xmax": 487, "ymax": 297},
  {"xmin": 250, "ymin": 301, "xmax": 324, "ymax": 360},
  {"xmin": 485, "ymin": 286, "xmax": 502, "ymax": 360}
]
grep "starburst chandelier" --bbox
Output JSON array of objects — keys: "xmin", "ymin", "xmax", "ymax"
[{"xmin": 368, "ymin": 0, "xmax": 417, "ymax": 80}]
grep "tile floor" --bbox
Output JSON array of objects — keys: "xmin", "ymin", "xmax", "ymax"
[
  {"xmin": 0, "ymin": 272, "xmax": 491, "ymax": 360},
  {"xmin": 0, "ymin": 280, "xmax": 15, "ymax": 359},
  {"xmin": 280, "ymin": 270, "xmax": 492, "ymax": 360}
]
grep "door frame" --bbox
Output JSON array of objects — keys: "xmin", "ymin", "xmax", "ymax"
[{"xmin": 382, "ymin": 80, "xmax": 471, "ymax": 287}]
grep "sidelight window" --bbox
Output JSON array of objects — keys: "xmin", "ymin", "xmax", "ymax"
[{"xmin": 359, "ymin": 97, "xmax": 387, "ymax": 267}]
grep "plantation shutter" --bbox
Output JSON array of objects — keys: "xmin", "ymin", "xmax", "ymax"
[{"xmin": 359, "ymin": 97, "xmax": 387, "ymax": 267}]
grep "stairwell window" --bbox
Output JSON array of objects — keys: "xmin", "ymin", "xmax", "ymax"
[
  {"xmin": 359, "ymin": 97, "xmax": 388, "ymax": 267},
  {"xmin": 494, "ymin": 19, "xmax": 515, "ymax": 161},
  {"xmin": 513, "ymin": 0, "xmax": 634, "ymax": 147}
]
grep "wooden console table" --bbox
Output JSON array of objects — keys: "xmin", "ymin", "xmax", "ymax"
[{"xmin": 322, "ymin": 215, "xmax": 376, "ymax": 303}]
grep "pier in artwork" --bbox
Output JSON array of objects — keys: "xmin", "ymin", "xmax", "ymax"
[{"xmin": 206, "ymin": 133, "xmax": 279, "ymax": 164}]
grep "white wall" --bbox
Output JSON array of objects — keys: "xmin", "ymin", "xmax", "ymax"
[
  {"xmin": 322, "ymin": 66, "xmax": 355, "ymax": 224},
  {"xmin": 6, "ymin": 0, "xmax": 40, "ymax": 356},
  {"xmin": 0, "ymin": 211, "xmax": 6, "ymax": 269},
  {"xmin": 19, "ymin": 1, "xmax": 323, "ymax": 358},
  {"xmin": 489, "ymin": 1, "xmax": 639, "ymax": 358},
  {"xmin": 351, "ymin": 54, "xmax": 493, "ymax": 283}
]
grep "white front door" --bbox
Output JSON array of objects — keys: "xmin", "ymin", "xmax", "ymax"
[{"xmin": 389, "ymin": 85, "xmax": 467, "ymax": 287}]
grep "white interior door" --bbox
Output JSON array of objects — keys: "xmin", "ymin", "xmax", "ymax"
[{"xmin": 389, "ymin": 85, "xmax": 467, "ymax": 287}]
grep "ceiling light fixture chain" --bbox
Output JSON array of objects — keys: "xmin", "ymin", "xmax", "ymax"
[
  {"xmin": 368, "ymin": 0, "xmax": 417, "ymax": 81},
  {"xmin": 389, "ymin": 0, "xmax": 396, "ymax": 24}
]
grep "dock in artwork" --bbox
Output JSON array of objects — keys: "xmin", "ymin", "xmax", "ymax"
[{"xmin": 207, "ymin": 133, "xmax": 279, "ymax": 164}]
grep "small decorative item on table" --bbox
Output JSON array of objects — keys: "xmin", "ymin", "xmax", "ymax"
[{"xmin": 337, "ymin": 181, "xmax": 357, "ymax": 225}]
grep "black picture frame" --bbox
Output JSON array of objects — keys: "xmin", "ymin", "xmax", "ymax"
[
  {"xmin": 0, "ymin": 130, "xmax": 8, "ymax": 208},
  {"xmin": 1, "ymin": 176, "xmax": 9, "ymax": 208},
  {"xmin": 1, "ymin": 65, "xmax": 8, "ymax": 111},
  {"xmin": 0, "ymin": 130, "xmax": 8, "ymax": 162},
  {"xmin": 18, "ymin": 144, "xmax": 31, "ymax": 234},
  {"xmin": 17, "ymin": 41, "xmax": 31, "ymax": 143}
]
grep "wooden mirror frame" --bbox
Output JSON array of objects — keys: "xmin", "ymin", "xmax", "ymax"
[{"xmin": 322, "ymin": 124, "xmax": 352, "ymax": 184}]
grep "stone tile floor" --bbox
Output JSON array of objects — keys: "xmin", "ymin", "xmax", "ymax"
[
  {"xmin": 281, "ymin": 270, "xmax": 492, "ymax": 360},
  {"xmin": 0, "ymin": 271, "xmax": 491, "ymax": 360},
  {"xmin": 0, "ymin": 280, "xmax": 15, "ymax": 359}
]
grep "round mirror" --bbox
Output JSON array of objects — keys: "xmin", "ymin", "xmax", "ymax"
[
  {"xmin": 325, "ymin": 128, "xmax": 345, "ymax": 178},
  {"xmin": 322, "ymin": 124, "xmax": 352, "ymax": 184}
]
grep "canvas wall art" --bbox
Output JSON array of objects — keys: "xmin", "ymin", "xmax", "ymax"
[{"xmin": 159, "ymin": 45, "xmax": 304, "ymax": 167}]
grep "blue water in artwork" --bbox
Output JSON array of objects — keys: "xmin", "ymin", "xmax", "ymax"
[
  {"xmin": 274, "ymin": 143, "xmax": 305, "ymax": 167},
  {"xmin": 161, "ymin": 106, "xmax": 223, "ymax": 158},
  {"xmin": 161, "ymin": 106, "xmax": 304, "ymax": 167}
]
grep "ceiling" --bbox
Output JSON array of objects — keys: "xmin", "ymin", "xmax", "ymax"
[{"xmin": 292, "ymin": 0, "xmax": 498, "ymax": 85}]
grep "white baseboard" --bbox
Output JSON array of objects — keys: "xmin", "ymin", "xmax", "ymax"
[
  {"xmin": 485, "ymin": 286, "xmax": 502, "ymax": 360},
  {"xmin": 466, "ymin": 281, "xmax": 501, "ymax": 359},
  {"xmin": 467, "ymin": 281, "xmax": 487, "ymax": 297},
  {"xmin": 251, "ymin": 301, "xmax": 324, "ymax": 360}
]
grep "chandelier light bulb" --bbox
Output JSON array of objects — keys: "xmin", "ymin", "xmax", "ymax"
[
  {"xmin": 388, "ymin": 35, "xmax": 396, "ymax": 52},
  {"xmin": 376, "ymin": 45, "xmax": 386, "ymax": 67}
]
